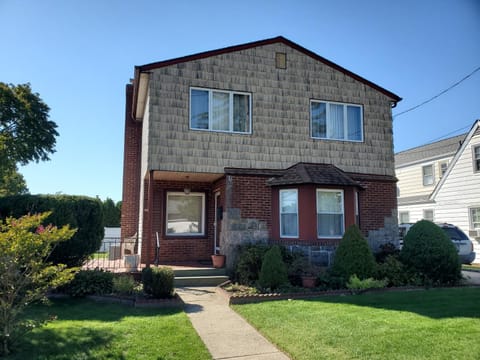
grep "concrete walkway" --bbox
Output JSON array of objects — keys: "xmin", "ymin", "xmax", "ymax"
[{"xmin": 177, "ymin": 287, "xmax": 290, "ymax": 360}]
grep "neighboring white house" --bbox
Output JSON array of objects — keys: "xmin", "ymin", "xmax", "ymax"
[
  {"xmin": 395, "ymin": 119, "xmax": 480, "ymax": 263},
  {"xmin": 99, "ymin": 227, "xmax": 121, "ymax": 252}
]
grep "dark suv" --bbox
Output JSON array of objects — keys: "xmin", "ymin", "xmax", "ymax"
[{"xmin": 398, "ymin": 222, "xmax": 476, "ymax": 264}]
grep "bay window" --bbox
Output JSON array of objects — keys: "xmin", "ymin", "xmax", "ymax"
[
  {"xmin": 311, "ymin": 101, "xmax": 363, "ymax": 141},
  {"xmin": 190, "ymin": 87, "xmax": 251, "ymax": 133},
  {"xmin": 166, "ymin": 192, "xmax": 205, "ymax": 236},
  {"xmin": 280, "ymin": 189, "xmax": 298, "ymax": 238},
  {"xmin": 316, "ymin": 189, "xmax": 344, "ymax": 238}
]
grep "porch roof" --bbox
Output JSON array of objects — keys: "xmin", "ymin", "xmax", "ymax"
[{"xmin": 267, "ymin": 163, "xmax": 361, "ymax": 187}]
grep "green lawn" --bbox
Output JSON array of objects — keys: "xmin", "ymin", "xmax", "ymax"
[
  {"xmin": 5, "ymin": 298, "xmax": 211, "ymax": 360},
  {"xmin": 233, "ymin": 288, "xmax": 480, "ymax": 360}
]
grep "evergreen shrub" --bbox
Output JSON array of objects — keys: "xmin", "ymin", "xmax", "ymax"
[
  {"xmin": 142, "ymin": 267, "xmax": 174, "ymax": 298},
  {"xmin": 258, "ymin": 245, "xmax": 288, "ymax": 290},
  {"xmin": 64, "ymin": 269, "xmax": 113, "ymax": 297},
  {"xmin": 0, "ymin": 195, "xmax": 103, "ymax": 267},
  {"xmin": 400, "ymin": 220, "xmax": 461, "ymax": 285},
  {"xmin": 331, "ymin": 225, "xmax": 376, "ymax": 283}
]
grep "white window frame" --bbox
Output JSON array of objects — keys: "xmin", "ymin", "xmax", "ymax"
[
  {"xmin": 316, "ymin": 189, "xmax": 345, "ymax": 239},
  {"xmin": 399, "ymin": 212, "xmax": 410, "ymax": 224},
  {"xmin": 439, "ymin": 161, "xmax": 448, "ymax": 178},
  {"xmin": 422, "ymin": 164, "xmax": 434, "ymax": 186},
  {"xmin": 279, "ymin": 189, "xmax": 299, "ymax": 238},
  {"xmin": 470, "ymin": 207, "xmax": 480, "ymax": 230},
  {"xmin": 473, "ymin": 145, "xmax": 480, "ymax": 173},
  {"xmin": 423, "ymin": 209, "xmax": 434, "ymax": 222},
  {"xmin": 190, "ymin": 87, "xmax": 252, "ymax": 134},
  {"xmin": 310, "ymin": 100, "xmax": 364, "ymax": 142},
  {"xmin": 166, "ymin": 192, "xmax": 205, "ymax": 236}
]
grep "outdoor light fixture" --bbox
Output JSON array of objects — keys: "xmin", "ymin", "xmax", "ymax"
[{"xmin": 184, "ymin": 187, "xmax": 191, "ymax": 195}]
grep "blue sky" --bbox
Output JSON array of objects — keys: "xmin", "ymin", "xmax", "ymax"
[{"xmin": 1, "ymin": 0, "xmax": 479, "ymax": 202}]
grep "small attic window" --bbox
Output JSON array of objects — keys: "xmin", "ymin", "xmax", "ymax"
[{"xmin": 276, "ymin": 52, "xmax": 286, "ymax": 69}]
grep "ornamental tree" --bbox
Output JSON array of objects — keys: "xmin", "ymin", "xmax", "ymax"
[{"xmin": 0, "ymin": 213, "xmax": 76, "ymax": 356}]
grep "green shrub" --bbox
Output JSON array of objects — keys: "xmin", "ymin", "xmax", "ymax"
[
  {"xmin": 346, "ymin": 275, "xmax": 387, "ymax": 294},
  {"xmin": 400, "ymin": 220, "xmax": 461, "ymax": 285},
  {"xmin": 258, "ymin": 246, "xmax": 288, "ymax": 290},
  {"xmin": 0, "ymin": 195, "xmax": 103, "ymax": 267},
  {"xmin": 234, "ymin": 244, "xmax": 270, "ymax": 286},
  {"xmin": 112, "ymin": 275, "xmax": 137, "ymax": 295},
  {"xmin": 331, "ymin": 225, "xmax": 376, "ymax": 283},
  {"xmin": 375, "ymin": 255, "xmax": 411, "ymax": 287},
  {"xmin": 375, "ymin": 242, "xmax": 400, "ymax": 263},
  {"xmin": 64, "ymin": 269, "xmax": 113, "ymax": 297},
  {"xmin": 142, "ymin": 267, "xmax": 174, "ymax": 298},
  {"xmin": 317, "ymin": 272, "xmax": 346, "ymax": 290}
]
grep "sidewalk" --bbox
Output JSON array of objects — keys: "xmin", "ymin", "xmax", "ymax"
[{"xmin": 177, "ymin": 287, "xmax": 290, "ymax": 360}]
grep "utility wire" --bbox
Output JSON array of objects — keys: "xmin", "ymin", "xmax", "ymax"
[
  {"xmin": 393, "ymin": 65, "xmax": 480, "ymax": 118},
  {"xmin": 425, "ymin": 124, "xmax": 471, "ymax": 144}
]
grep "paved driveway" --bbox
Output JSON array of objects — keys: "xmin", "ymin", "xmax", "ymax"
[{"xmin": 462, "ymin": 271, "xmax": 480, "ymax": 285}]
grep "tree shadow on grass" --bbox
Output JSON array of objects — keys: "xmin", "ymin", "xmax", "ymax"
[
  {"xmin": 30, "ymin": 297, "xmax": 184, "ymax": 322},
  {"xmin": 304, "ymin": 287, "xmax": 480, "ymax": 319},
  {"xmin": 6, "ymin": 327, "xmax": 117, "ymax": 360}
]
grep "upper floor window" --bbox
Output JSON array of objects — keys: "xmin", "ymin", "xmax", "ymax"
[
  {"xmin": 422, "ymin": 164, "xmax": 434, "ymax": 186},
  {"xmin": 166, "ymin": 192, "xmax": 205, "ymax": 236},
  {"xmin": 190, "ymin": 88, "xmax": 251, "ymax": 134},
  {"xmin": 316, "ymin": 189, "xmax": 344, "ymax": 238},
  {"xmin": 439, "ymin": 161, "xmax": 448, "ymax": 178},
  {"xmin": 279, "ymin": 189, "xmax": 298, "ymax": 238},
  {"xmin": 311, "ymin": 101, "xmax": 363, "ymax": 142},
  {"xmin": 473, "ymin": 145, "xmax": 480, "ymax": 172}
]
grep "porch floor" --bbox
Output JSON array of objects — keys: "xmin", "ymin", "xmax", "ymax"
[{"xmin": 83, "ymin": 258, "xmax": 218, "ymax": 273}]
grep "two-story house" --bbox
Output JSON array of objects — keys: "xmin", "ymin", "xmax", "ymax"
[
  {"xmin": 121, "ymin": 36, "xmax": 401, "ymax": 268},
  {"xmin": 396, "ymin": 120, "xmax": 480, "ymax": 263}
]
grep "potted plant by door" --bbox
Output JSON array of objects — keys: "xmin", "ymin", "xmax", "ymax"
[{"xmin": 211, "ymin": 253, "xmax": 226, "ymax": 268}]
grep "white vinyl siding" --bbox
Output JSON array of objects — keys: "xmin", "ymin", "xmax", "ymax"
[
  {"xmin": 280, "ymin": 189, "xmax": 298, "ymax": 238},
  {"xmin": 190, "ymin": 87, "xmax": 251, "ymax": 134},
  {"xmin": 316, "ymin": 189, "xmax": 344, "ymax": 238},
  {"xmin": 311, "ymin": 101, "xmax": 363, "ymax": 142}
]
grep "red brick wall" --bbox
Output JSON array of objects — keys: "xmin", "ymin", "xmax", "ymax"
[
  {"xmin": 231, "ymin": 175, "xmax": 272, "ymax": 227},
  {"xmin": 121, "ymin": 84, "xmax": 142, "ymax": 240},
  {"xmin": 141, "ymin": 179, "xmax": 217, "ymax": 263},
  {"xmin": 351, "ymin": 175, "xmax": 397, "ymax": 235}
]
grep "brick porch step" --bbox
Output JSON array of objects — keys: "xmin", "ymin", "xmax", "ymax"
[{"xmin": 173, "ymin": 267, "xmax": 229, "ymax": 287}]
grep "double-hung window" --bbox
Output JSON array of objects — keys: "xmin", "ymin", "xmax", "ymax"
[
  {"xmin": 166, "ymin": 192, "xmax": 205, "ymax": 236},
  {"xmin": 473, "ymin": 145, "xmax": 480, "ymax": 172},
  {"xmin": 470, "ymin": 208, "xmax": 480, "ymax": 229},
  {"xmin": 422, "ymin": 165, "xmax": 434, "ymax": 186},
  {"xmin": 311, "ymin": 101, "xmax": 363, "ymax": 141},
  {"xmin": 279, "ymin": 189, "xmax": 298, "ymax": 238},
  {"xmin": 190, "ymin": 88, "xmax": 251, "ymax": 133},
  {"xmin": 316, "ymin": 189, "xmax": 344, "ymax": 238}
]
